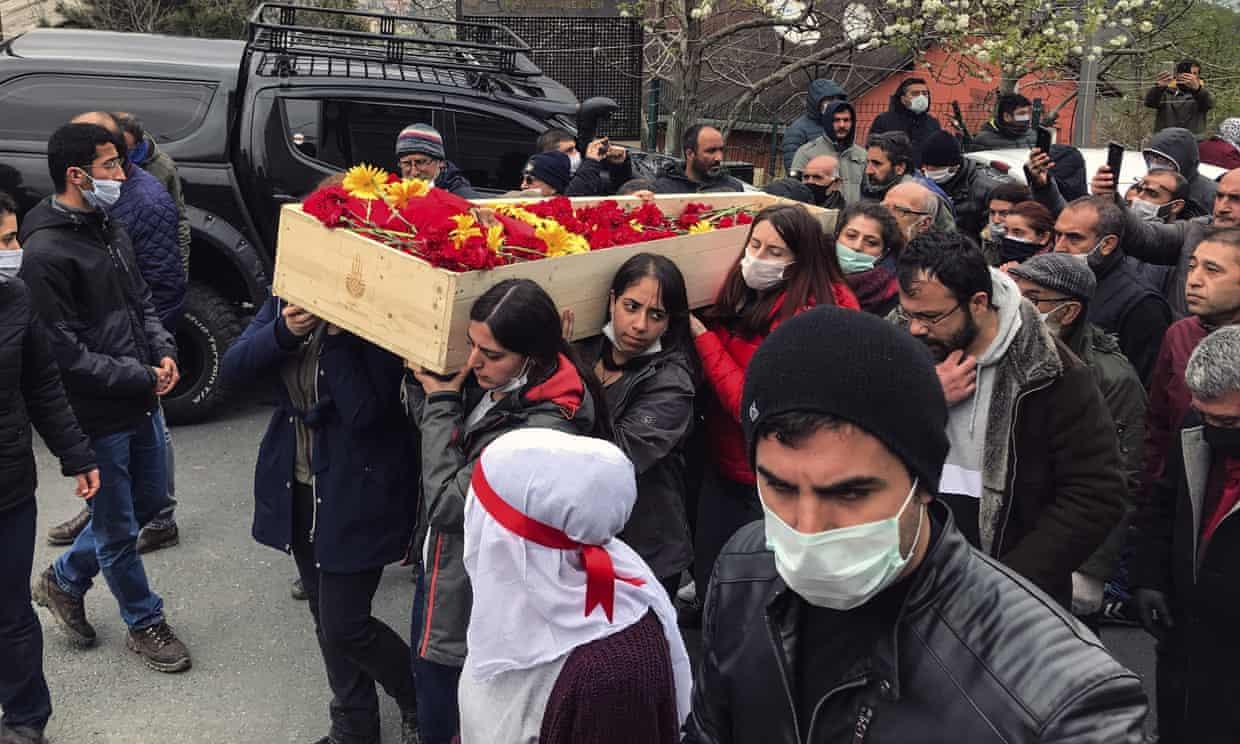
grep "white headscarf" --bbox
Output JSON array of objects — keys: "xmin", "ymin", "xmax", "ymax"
[{"xmin": 462, "ymin": 428, "xmax": 692, "ymax": 725}]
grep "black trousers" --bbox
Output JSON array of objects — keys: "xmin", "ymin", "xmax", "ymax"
[
  {"xmin": 291, "ymin": 484, "xmax": 417, "ymax": 744},
  {"xmin": 0, "ymin": 499, "xmax": 52, "ymax": 734},
  {"xmin": 693, "ymin": 468, "xmax": 761, "ymax": 595}
]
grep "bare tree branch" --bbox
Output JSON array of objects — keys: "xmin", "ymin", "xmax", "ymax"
[{"xmin": 719, "ymin": 37, "xmax": 859, "ymax": 136}]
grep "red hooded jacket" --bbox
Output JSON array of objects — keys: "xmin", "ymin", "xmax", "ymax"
[{"xmin": 694, "ymin": 283, "xmax": 860, "ymax": 484}]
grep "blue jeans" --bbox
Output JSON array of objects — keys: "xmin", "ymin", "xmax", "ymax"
[
  {"xmin": 54, "ymin": 414, "xmax": 166, "ymax": 630},
  {"xmin": 151, "ymin": 405, "xmax": 176, "ymax": 522},
  {"xmin": 410, "ymin": 565, "xmax": 461, "ymax": 744},
  {"xmin": 0, "ymin": 499, "xmax": 52, "ymax": 733}
]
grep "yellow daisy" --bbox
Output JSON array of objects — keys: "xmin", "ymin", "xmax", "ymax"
[
  {"xmin": 485, "ymin": 223, "xmax": 505, "ymax": 253},
  {"xmin": 536, "ymin": 220, "xmax": 589, "ymax": 257},
  {"xmin": 383, "ymin": 178, "xmax": 431, "ymax": 209},
  {"xmin": 688, "ymin": 221, "xmax": 715, "ymax": 234},
  {"xmin": 449, "ymin": 214, "xmax": 483, "ymax": 247},
  {"xmin": 342, "ymin": 164, "xmax": 390, "ymax": 200}
]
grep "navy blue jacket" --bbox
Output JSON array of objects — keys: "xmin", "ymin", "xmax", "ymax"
[
  {"xmin": 109, "ymin": 165, "xmax": 186, "ymax": 330},
  {"xmin": 221, "ymin": 296, "xmax": 417, "ymax": 572}
]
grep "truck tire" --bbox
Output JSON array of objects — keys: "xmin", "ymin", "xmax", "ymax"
[{"xmin": 164, "ymin": 283, "xmax": 243, "ymax": 425}]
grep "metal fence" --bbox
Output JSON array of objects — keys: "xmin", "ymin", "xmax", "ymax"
[{"xmin": 465, "ymin": 15, "xmax": 644, "ymax": 139}]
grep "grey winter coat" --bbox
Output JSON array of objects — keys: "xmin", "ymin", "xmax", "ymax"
[
  {"xmin": 1067, "ymin": 322, "xmax": 1147, "ymax": 582},
  {"xmin": 1116, "ymin": 208, "xmax": 1212, "ymax": 319},
  {"xmin": 406, "ymin": 358, "xmax": 598, "ymax": 666},
  {"xmin": 780, "ymin": 79, "xmax": 846, "ymax": 173},
  {"xmin": 579, "ymin": 340, "xmax": 694, "ymax": 580},
  {"xmin": 790, "ymin": 101, "xmax": 866, "ymax": 205}
]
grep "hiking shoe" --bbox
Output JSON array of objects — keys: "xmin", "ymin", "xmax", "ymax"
[
  {"xmin": 291, "ymin": 577, "xmax": 309, "ymax": 601},
  {"xmin": 136, "ymin": 519, "xmax": 179, "ymax": 554},
  {"xmin": 0, "ymin": 724, "xmax": 47, "ymax": 744},
  {"xmin": 401, "ymin": 707, "xmax": 421, "ymax": 744},
  {"xmin": 32, "ymin": 566, "xmax": 95, "ymax": 646},
  {"xmin": 126, "ymin": 621, "xmax": 191, "ymax": 673},
  {"xmin": 46, "ymin": 506, "xmax": 90, "ymax": 546}
]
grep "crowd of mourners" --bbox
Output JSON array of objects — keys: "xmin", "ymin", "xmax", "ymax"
[{"xmin": 3, "ymin": 62, "xmax": 1240, "ymax": 743}]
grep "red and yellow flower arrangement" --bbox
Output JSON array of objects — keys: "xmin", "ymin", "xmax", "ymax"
[{"xmin": 301, "ymin": 164, "xmax": 754, "ymax": 273}]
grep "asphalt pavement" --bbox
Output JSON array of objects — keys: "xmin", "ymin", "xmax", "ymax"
[{"xmin": 26, "ymin": 399, "xmax": 1159, "ymax": 742}]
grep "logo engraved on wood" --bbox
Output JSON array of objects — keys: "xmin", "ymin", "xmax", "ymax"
[{"xmin": 345, "ymin": 255, "xmax": 366, "ymax": 299}]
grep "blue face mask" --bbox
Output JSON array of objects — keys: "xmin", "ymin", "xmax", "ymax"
[
  {"xmin": 0, "ymin": 249, "xmax": 21, "ymax": 279},
  {"xmin": 128, "ymin": 138, "xmax": 151, "ymax": 165},
  {"xmin": 836, "ymin": 242, "xmax": 878, "ymax": 274}
]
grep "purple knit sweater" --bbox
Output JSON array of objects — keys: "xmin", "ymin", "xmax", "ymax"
[{"xmin": 538, "ymin": 611, "xmax": 679, "ymax": 744}]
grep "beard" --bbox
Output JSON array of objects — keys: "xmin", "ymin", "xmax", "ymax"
[
  {"xmin": 920, "ymin": 307, "xmax": 980, "ymax": 362},
  {"xmin": 690, "ymin": 158, "xmax": 723, "ymax": 181}
]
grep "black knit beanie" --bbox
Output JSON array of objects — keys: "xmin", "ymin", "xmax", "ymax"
[
  {"xmin": 920, "ymin": 130, "xmax": 962, "ymax": 168},
  {"xmin": 741, "ymin": 306, "xmax": 949, "ymax": 489}
]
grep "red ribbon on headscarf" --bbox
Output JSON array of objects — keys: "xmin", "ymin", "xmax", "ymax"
[{"xmin": 471, "ymin": 460, "xmax": 645, "ymax": 621}]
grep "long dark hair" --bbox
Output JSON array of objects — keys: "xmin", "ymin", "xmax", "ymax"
[
  {"xmin": 834, "ymin": 201, "xmax": 905, "ymax": 260},
  {"xmin": 470, "ymin": 278, "xmax": 610, "ymax": 437},
  {"xmin": 703, "ymin": 203, "xmax": 846, "ymax": 337},
  {"xmin": 605, "ymin": 253, "xmax": 700, "ymax": 376}
]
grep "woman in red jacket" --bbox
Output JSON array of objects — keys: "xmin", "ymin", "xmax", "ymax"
[{"xmin": 688, "ymin": 203, "xmax": 859, "ymax": 598}]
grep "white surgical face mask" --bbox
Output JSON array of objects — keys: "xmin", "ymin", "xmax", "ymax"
[
  {"xmin": 602, "ymin": 320, "xmax": 662, "ymax": 357},
  {"xmin": 907, "ymin": 94, "xmax": 930, "ymax": 114},
  {"xmin": 1013, "ymin": 114, "xmax": 1032, "ymax": 124},
  {"xmin": 1130, "ymin": 197, "xmax": 1173, "ymax": 223},
  {"xmin": 762, "ymin": 478, "xmax": 923, "ymax": 610},
  {"xmin": 923, "ymin": 167, "xmax": 956, "ymax": 183},
  {"xmin": 493, "ymin": 358, "xmax": 532, "ymax": 395},
  {"xmin": 1038, "ymin": 301, "xmax": 1070, "ymax": 330},
  {"xmin": 80, "ymin": 173, "xmax": 122, "ymax": 210},
  {"xmin": 0, "ymin": 248, "xmax": 21, "ymax": 279},
  {"xmin": 741, "ymin": 253, "xmax": 792, "ymax": 291},
  {"xmin": 989, "ymin": 221, "xmax": 1007, "ymax": 240}
]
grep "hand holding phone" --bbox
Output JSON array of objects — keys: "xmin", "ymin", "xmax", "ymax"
[
  {"xmin": 1107, "ymin": 142, "xmax": 1124, "ymax": 187},
  {"xmin": 1035, "ymin": 126, "xmax": 1052, "ymax": 155}
]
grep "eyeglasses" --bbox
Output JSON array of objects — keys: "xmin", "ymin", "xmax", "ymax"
[
  {"xmin": 895, "ymin": 303, "xmax": 961, "ymax": 327},
  {"xmin": 889, "ymin": 204, "xmax": 930, "ymax": 218},
  {"xmin": 399, "ymin": 156, "xmax": 438, "ymax": 170},
  {"xmin": 1128, "ymin": 181, "xmax": 1171, "ymax": 200},
  {"xmin": 1020, "ymin": 293, "xmax": 1074, "ymax": 305}
]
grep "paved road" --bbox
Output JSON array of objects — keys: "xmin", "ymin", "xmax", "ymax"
[{"xmin": 26, "ymin": 400, "xmax": 1159, "ymax": 742}]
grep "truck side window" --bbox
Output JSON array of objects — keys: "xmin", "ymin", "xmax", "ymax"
[
  {"xmin": 450, "ymin": 111, "xmax": 539, "ymax": 191},
  {"xmin": 0, "ymin": 75, "xmax": 215, "ymax": 143},
  {"xmin": 296, "ymin": 99, "xmax": 433, "ymax": 174}
]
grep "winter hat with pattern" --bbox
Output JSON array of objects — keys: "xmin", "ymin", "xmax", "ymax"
[
  {"xmin": 741, "ymin": 306, "xmax": 949, "ymax": 489},
  {"xmin": 396, "ymin": 123, "xmax": 446, "ymax": 161},
  {"xmin": 1006, "ymin": 252, "xmax": 1097, "ymax": 303}
]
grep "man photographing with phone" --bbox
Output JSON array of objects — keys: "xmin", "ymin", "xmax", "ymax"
[{"xmin": 1145, "ymin": 59, "xmax": 1213, "ymax": 135}]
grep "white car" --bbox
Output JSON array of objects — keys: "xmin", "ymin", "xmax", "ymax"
[{"xmin": 964, "ymin": 147, "xmax": 1225, "ymax": 192}]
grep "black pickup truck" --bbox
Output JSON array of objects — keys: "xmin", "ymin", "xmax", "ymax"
[{"xmin": 0, "ymin": 4, "xmax": 630, "ymax": 423}]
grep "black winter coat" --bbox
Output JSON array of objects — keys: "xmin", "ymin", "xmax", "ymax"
[
  {"xmin": 0, "ymin": 275, "xmax": 95, "ymax": 514},
  {"xmin": 651, "ymin": 161, "xmax": 745, "ymax": 194},
  {"xmin": 579, "ymin": 339, "xmax": 694, "ymax": 579},
  {"xmin": 18, "ymin": 198, "xmax": 176, "ymax": 438},
  {"xmin": 937, "ymin": 157, "xmax": 1012, "ymax": 239},
  {"xmin": 870, "ymin": 101, "xmax": 943, "ymax": 166},
  {"xmin": 220, "ymin": 295, "xmax": 418, "ymax": 573},
  {"xmin": 684, "ymin": 503, "xmax": 1149, "ymax": 744},
  {"xmin": 1131, "ymin": 414, "xmax": 1240, "ymax": 742}
]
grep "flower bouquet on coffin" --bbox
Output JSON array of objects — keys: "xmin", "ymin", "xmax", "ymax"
[{"xmin": 301, "ymin": 164, "xmax": 757, "ymax": 273}]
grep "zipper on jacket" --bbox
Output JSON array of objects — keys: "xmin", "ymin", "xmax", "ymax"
[
  {"xmin": 993, "ymin": 379, "xmax": 1053, "ymax": 556},
  {"xmin": 308, "ymin": 339, "xmax": 324, "ymax": 544},
  {"xmin": 806, "ymin": 677, "xmax": 868, "ymax": 743},
  {"xmin": 764, "ymin": 610, "xmax": 802, "ymax": 744},
  {"xmin": 852, "ymin": 705, "xmax": 874, "ymax": 744}
]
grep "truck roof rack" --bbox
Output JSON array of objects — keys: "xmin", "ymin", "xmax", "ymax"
[{"xmin": 245, "ymin": 3, "xmax": 540, "ymax": 80}]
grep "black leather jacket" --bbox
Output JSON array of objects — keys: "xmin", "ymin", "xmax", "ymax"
[{"xmin": 684, "ymin": 502, "xmax": 1148, "ymax": 743}]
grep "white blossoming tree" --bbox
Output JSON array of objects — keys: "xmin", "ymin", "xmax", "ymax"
[
  {"xmin": 881, "ymin": 0, "xmax": 1181, "ymax": 94},
  {"xmin": 632, "ymin": 0, "xmax": 883, "ymax": 154}
]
